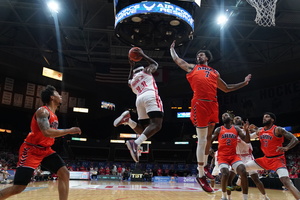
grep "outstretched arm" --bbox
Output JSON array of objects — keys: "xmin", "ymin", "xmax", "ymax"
[
  {"xmin": 275, "ymin": 127, "xmax": 299, "ymax": 153},
  {"xmin": 128, "ymin": 59, "xmax": 135, "ymax": 88},
  {"xmin": 36, "ymin": 107, "xmax": 81, "ymax": 138},
  {"xmin": 217, "ymin": 74, "xmax": 252, "ymax": 93},
  {"xmin": 170, "ymin": 40, "xmax": 195, "ymax": 72}
]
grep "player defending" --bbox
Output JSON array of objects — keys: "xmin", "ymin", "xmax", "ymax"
[
  {"xmin": 170, "ymin": 40, "xmax": 251, "ymax": 192},
  {"xmin": 229, "ymin": 116, "xmax": 270, "ymax": 200},
  {"xmin": 212, "ymin": 112, "xmax": 250, "ymax": 200},
  {"xmin": 113, "ymin": 47, "xmax": 163, "ymax": 163},
  {"xmin": 0, "ymin": 85, "xmax": 81, "ymax": 200},
  {"xmin": 245, "ymin": 112, "xmax": 300, "ymax": 199}
]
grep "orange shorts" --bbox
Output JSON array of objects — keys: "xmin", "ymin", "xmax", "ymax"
[
  {"xmin": 190, "ymin": 99, "xmax": 219, "ymax": 127},
  {"xmin": 17, "ymin": 142, "xmax": 55, "ymax": 169},
  {"xmin": 218, "ymin": 154, "xmax": 242, "ymax": 166},
  {"xmin": 255, "ymin": 155, "xmax": 286, "ymax": 171}
]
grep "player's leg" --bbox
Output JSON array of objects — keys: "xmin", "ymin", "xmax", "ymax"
[
  {"xmin": 233, "ymin": 162, "xmax": 248, "ymax": 200},
  {"xmin": 220, "ymin": 164, "xmax": 230, "ymax": 200},
  {"xmin": 41, "ymin": 153, "xmax": 69, "ymax": 200},
  {"xmin": 250, "ymin": 172, "xmax": 269, "ymax": 200},
  {"xmin": 277, "ymin": 168, "xmax": 300, "ymax": 199},
  {"xmin": 0, "ymin": 167, "xmax": 32, "ymax": 200}
]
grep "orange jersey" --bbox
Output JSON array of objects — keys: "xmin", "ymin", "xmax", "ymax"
[
  {"xmin": 25, "ymin": 106, "xmax": 58, "ymax": 147},
  {"xmin": 186, "ymin": 64, "xmax": 219, "ymax": 101},
  {"xmin": 259, "ymin": 125, "xmax": 284, "ymax": 157},
  {"xmin": 218, "ymin": 125, "xmax": 239, "ymax": 156}
]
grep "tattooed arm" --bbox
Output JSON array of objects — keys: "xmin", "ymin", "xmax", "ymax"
[
  {"xmin": 36, "ymin": 107, "xmax": 81, "ymax": 138},
  {"xmin": 275, "ymin": 127, "xmax": 299, "ymax": 153},
  {"xmin": 170, "ymin": 40, "xmax": 195, "ymax": 73}
]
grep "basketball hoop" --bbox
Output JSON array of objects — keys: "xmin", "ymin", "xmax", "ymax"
[{"xmin": 246, "ymin": 0, "xmax": 278, "ymax": 27}]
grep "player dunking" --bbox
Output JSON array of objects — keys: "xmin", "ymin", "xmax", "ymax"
[
  {"xmin": 170, "ymin": 40, "xmax": 251, "ymax": 192},
  {"xmin": 245, "ymin": 112, "xmax": 300, "ymax": 199},
  {"xmin": 212, "ymin": 112, "xmax": 250, "ymax": 200},
  {"xmin": 113, "ymin": 47, "xmax": 163, "ymax": 163},
  {"xmin": 0, "ymin": 85, "xmax": 81, "ymax": 200}
]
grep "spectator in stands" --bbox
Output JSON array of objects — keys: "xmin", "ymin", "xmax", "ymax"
[
  {"xmin": 117, "ymin": 165, "xmax": 122, "ymax": 176},
  {"xmin": 111, "ymin": 165, "xmax": 117, "ymax": 175},
  {"xmin": 105, "ymin": 166, "xmax": 110, "ymax": 175}
]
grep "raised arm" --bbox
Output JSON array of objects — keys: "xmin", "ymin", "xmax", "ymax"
[
  {"xmin": 217, "ymin": 74, "xmax": 252, "ymax": 93},
  {"xmin": 170, "ymin": 40, "xmax": 195, "ymax": 72},
  {"xmin": 275, "ymin": 127, "xmax": 299, "ymax": 153},
  {"xmin": 36, "ymin": 107, "xmax": 81, "ymax": 138}
]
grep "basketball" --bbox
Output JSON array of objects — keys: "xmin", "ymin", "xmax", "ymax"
[{"xmin": 128, "ymin": 47, "xmax": 142, "ymax": 62}]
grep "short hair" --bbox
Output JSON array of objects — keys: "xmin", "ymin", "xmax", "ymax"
[
  {"xmin": 264, "ymin": 112, "xmax": 276, "ymax": 122},
  {"xmin": 41, "ymin": 85, "xmax": 56, "ymax": 104},
  {"xmin": 196, "ymin": 50, "xmax": 213, "ymax": 63}
]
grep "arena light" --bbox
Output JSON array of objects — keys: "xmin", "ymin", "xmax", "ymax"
[
  {"xmin": 120, "ymin": 133, "xmax": 137, "ymax": 138},
  {"xmin": 73, "ymin": 107, "xmax": 89, "ymax": 113},
  {"xmin": 217, "ymin": 14, "xmax": 228, "ymax": 25},
  {"xmin": 110, "ymin": 140, "xmax": 125, "ymax": 144},
  {"xmin": 142, "ymin": 141, "xmax": 151, "ymax": 144},
  {"xmin": 47, "ymin": 1, "xmax": 60, "ymax": 13},
  {"xmin": 175, "ymin": 141, "xmax": 189, "ymax": 145},
  {"xmin": 71, "ymin": 137, "xmax": 87, "ymax": 142},
  {"xmin": 42, "ymin": 67, "xmax": 63, "ymax": 81}
]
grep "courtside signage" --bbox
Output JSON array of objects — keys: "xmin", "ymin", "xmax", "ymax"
[{"xmin": 115, "ymin": 1, "xmax": 194, "ymax": 30}]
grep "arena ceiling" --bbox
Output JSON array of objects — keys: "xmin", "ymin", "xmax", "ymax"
[{"xmin": 0, "ymin": 0, "xmax": 300, "ymax": 99}]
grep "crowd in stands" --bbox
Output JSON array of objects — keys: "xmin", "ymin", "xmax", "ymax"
[{"xmin": 0, "ymin": 145, "xmax": 300, "ymax": 183}]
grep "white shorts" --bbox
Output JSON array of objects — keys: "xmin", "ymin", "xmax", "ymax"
[
  {"xmin": 238, "ymin": 154, "xmax": 257, "ymax": 175},
  {"xmin": 212, "ymin": 165, "xmax": 220, "ymax": 176},
  {"xmin": 136, "ymin": 90, "xmax": 163, "ymax": 120}
]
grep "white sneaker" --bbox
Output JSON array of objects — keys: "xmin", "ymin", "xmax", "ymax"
[{"xmin": 113, "ymin": 111, "xmax": 130, "ymax": 127}]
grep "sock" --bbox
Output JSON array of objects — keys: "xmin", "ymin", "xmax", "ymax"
[
  {"xmin": 135, "ymin": 134, "xmax": 147, "ymax": 146},
  {"xmin": 196, "ymin": 127, "xmax": 207, "ymax": 177},
  {"xmin": 198, "ymin": 165, "xmax": 204, "ymax": 177},
  {"xmin": 222, "ymin": 192, "xmax": 226, "ymax": 198},
  {"xmin": 227, "ymin": 195, "xmax": 231, "ymax": 200},
  {"xmin": 236, "ymin": 176, "xmax": 241, "ymax": 186},
  {"xmin": 243, "ymin": 194, "xmax": 248, "ymax": 200},
  {"xmin": 128, "ymin": 119, "xmax": 137, "ymax": 129}
]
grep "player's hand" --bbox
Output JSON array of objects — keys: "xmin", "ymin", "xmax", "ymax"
[
  {"xmin": 170, "ymin": 40, "xmax": 176, "ymax": 49},
  {"xmin": 69, "ymin": 127, "xmax": 81, "ymax": 135},
  {"xmin": 276, "ymin": 146, "xmax": 289, "ymax": 153},
  {"xmin": 245, "ymin": 74, "xmax": 252, "ymax": 84},
  {"xmin": 243, "ymin": 120, "xmax": 250, "ymax": 131}
]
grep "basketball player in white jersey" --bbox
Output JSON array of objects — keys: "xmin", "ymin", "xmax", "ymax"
[
  {"xmin": 113, "ymin": 47, "xmax": 164, "ymax": 163},
  {"xmin": 228, "ymin": 116, "xmax": 270, "ymax": 200}
]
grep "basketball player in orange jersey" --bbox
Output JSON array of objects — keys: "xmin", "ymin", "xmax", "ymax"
[
  {"xmin": 113, "ymin": 47, "xmax": 163, "ymax": 163},
  {"xmin": 227, "ymin": 116, "xmax": 269, "ymax": 200},
  {"xmin": 212, "ymin": 112, "xmax": 250, "ymax": 200},
  {"xmin": 245, "ymin": 112, "xmax": 300, "ymax": 199},
  {"xmin": 0, "ymin": 85, "xmax": 81, "ymax": 200},
  {"xmin": 170, "ymin": 40, "xmax": 251, "ymax": 192}
]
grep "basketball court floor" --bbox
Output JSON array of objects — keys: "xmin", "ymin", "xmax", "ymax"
[{"xmin": 0, "ymin": 180, "xmax": 296, "ymax": 200}]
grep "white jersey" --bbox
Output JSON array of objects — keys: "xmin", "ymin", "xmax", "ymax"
[
  {"xmin": 129, "ymin": 71, "xmax": 158, "ymax": 96},
  {"xmin": 236, "ymin": 136, "xmax": 253, "ymax": 155}
]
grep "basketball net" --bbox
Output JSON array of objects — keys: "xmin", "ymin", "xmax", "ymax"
[{"xmin": 246, "ymin": 0, "xmax": 278, "ymax": 27}]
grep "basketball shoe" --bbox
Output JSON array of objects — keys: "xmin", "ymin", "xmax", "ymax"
[
  {"xmin": 126, "ymin": 140, "xmax": 139, "ymax": 162},
  {"xmin": 204, "ymin": 166, "xmax": 215, "ymax": 179},
  {"xmin": 113, "ymin": 111, "xmax": 130, "ymax": 127},
  {"xmin": 196, "ymin": 175, "xmax": 214, "ymax": 193}
]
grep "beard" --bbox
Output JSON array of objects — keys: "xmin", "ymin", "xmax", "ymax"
[{"xmin": 262, "ymin": 120, "xmax": 271, "ymax": 126}]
